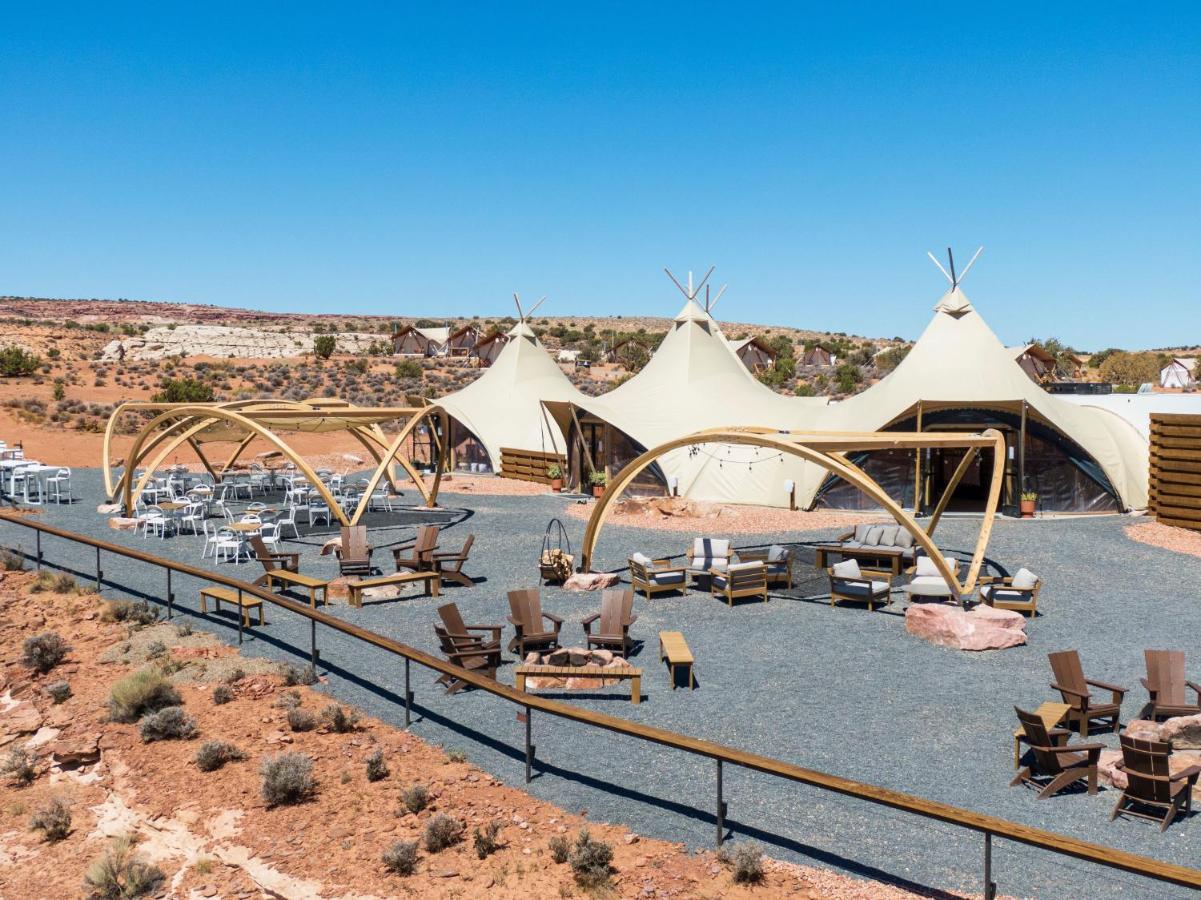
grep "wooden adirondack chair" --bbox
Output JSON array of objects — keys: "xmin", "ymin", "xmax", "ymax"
[
  {"xmin": 1110, "ymin": 734, "xmax": 1201, "ymax": 831},
  {"xmin": 1010, "ymin": 706, "xmax": 1102, "ymax": 799},
  {"xmin": 335, "ymin": 525, "xmax": 374, "ymax": 576},
  {"xmin": 431, "ymin": 534, "xmax": 475, "ymax": 587},
  {"xmin": 393, "ymin": 525, "xmax": 439, "ymax": 573},
  {"xmin": 582, "ymin": 589, "xmax": 638, "ymax": 655},
  {"xmin": 506, "ymin": 588, "xmax": 563, "ymax": 657},
  {"xmin": 1142, "ymin": 650, "xmax": 1201, "ymax": 721},
  {"xmin": 1048, "ymin": 650, "xmax": 1126, "ymax": 736},
  {"xmin": 249, "ymin": 535, "xmax": 300, "ymax": 573},
  {"xmin": 437, "ymin": 602, "xmax": 501, "ymax": 650},
  {"xmin": 433, "ymin": 623, "xmax": 501, "ymax": 694}
]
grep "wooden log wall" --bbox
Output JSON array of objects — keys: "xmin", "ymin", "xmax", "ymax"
[
  {"xmin": 499, "ymin": 447, "xmax": 566, "ymax": 484},
  {"xmin": 1149, "ymin": 413, "xmax": 1201, "ymax": 531}
]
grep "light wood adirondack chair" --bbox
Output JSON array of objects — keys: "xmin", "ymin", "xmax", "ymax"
[
  {"xmin": 335, "ymin": 525, "xmax": 374, "ymax": 576},
  {"xmin": 393, "ymin": 525, "xmax": 439, "ymax": 573},
  {"xmin": 437, "ymin": 602, "xmax": 501, "ymax": 650},
  {"xmin": 249, "ymin": 535, "xmax": 300, "ymax": 573},
  {"xmin": 506, "ymin": 588, "xmax": 563, "ymax": 657},
  {"xmin": 1142, "ymin": 650, "xmax": 1201, "ymax": 721},
  {"xmin": 582, "ymin": 589, "xmax": 638, "ymax": 655},
  {"xmin": 431, "ymin": 534, "xmax": 475, "ymax": 587},
  {"xmin": 1110, "ymin": 734, "xmax": 1201, "ymax": 831},
  {"xmin": 1010, "ymin": 706, "xmax": 1102, "ymax": 799},
  {"xmin": 1048, "ymin": 650, "xmax": 1126, "ymax": 736},
  {"xmin": 433, "ymin": 623, "xmax": 501, "ymax": 694}
]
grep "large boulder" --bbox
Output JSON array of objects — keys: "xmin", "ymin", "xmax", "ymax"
[
  {"xmin": 1124, "ymin": 719, "xmax": 1163, "ymax": 742},
  {"xmin": 904, "ymin": 603, "xmax": 1026, "ymax": 651},
  {"xmin": 1100, "ymin": 747, "xmax": 1201, "ymax": 801},
  {"xmin": 1162, "ymin": 715, "xmax": 1201, "ymax": 750},
  {"xmin": 108, "ymin": 517, "xmax": 139, "ymax": 531},
  {"xmin": 563, "ymin": 572, "xmax": 620, "ymax": 592}
]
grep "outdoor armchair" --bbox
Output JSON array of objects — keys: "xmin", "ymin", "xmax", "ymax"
[
  {"xmin": 1110, "ymin": 734, "xmax": 1201, "ymax": 831},
  {"xmin": 628, "ymin": 552, "xmax": 687, "ymax": 599},
  {"xmin": 1047, "ymin": 650, "xmax": 1125, "ymax": 736},
  {"xmin": 1142, "ymin": 650, "xmax": 1201, "ymax": 721},
  {"xmin": 506, "ymin": 588, "xmax": 563, "ymax": 657},
  {"xmin": 827, "ymin": 558, "xmax": 892, "ymax": 611},
  {"xmin": 979, "ymin": 568, "xmax": 1042, "ymax": 615},
  {"xmin": 1010, "ymin": 706, "xmax": 1103, "ymax": 800}
]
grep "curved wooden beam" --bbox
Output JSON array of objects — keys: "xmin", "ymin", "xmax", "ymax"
[
  {"xmin": 348, "ymin": 406, "xmax": 442, "ymax": 524},
  {"xmin": 580, "ymin": 429, "xmax": 1007, "ymax": 601},
  {"xmin": 351, "ymin": 421, "xmax": 435, "ymax": 507}
]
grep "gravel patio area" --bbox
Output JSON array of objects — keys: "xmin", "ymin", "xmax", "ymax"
[{"xmin": 5, "ymin": 469, "xmax": 1200, "ymax": 898}]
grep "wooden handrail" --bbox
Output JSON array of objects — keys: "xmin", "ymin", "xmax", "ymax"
[{"xmin": 2, "ymin": 512, "xmax": 1200, "ymax": 890}]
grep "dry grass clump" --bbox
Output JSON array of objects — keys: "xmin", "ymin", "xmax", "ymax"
[
  {"xmin": 720, "ymin": 842, "xmax": 765, "ymax": 883},
  {"xmin": 569, "ymin": 828, "xmax": 614, "ymax": 888},
  {"xmin": 22, "ymin": 631, "xmax": 71, "ymax": 673},
  {"xmin": 28, "ymin": 571, "xmax": 80, "ymax": 594},
  {"xmin": 287, "ymin": 707, "xmax": 316, "ymax": 732},
  {"xmin": 138, "ymin": 706, "xmax": 197, "ymax": 742},
  {"xmin": 44, "ymin": 680, "xmax": 72, "ymax": 703},
  {"xmin": 365, "ymin": 750, "xmax": 389, "ymax": 782},
  {"xmin": 211, "ymin": 684, "xmax": 233, "ymax": 705},
  {"xmin": 195, "ymin": 741, "xmax": 246, "ymax": 772},
  {"xmin": 319, "ymin": 703, "xmax": 359, "ymax": 733},
  {"xmin": 108, "ymin": 669, "xmax": 182, "ymax": 723},
  {"xmin": 261, "ymin": 752, "xmax": 315, "ymax": 807},
  {"xmin": 29, "ymin": 798, "xmax": 71, "ymax": 842},
  {"xmin": 473, "ymin": 820, "xmax": 503, "ymax": 859},
  {"xmin": 102, "ymin": 599, "xmax": 159, "ymax": 627},
  {"xmin": 0, "ymin": 547, "xmax": 25, "ymax": 570},
  {"xmin": 423, "ymin": 813, "xmax": 463, "ymax": 852},
  {"xmin": 548, "ymin": 834, "xmax": 570, "ymax": 864},
  {"xmin": 281, "ymin": 663, "xmax": 318, "ymax": 686},
  {"xmin": 400, "ymin": 783, "xmax": 429, "ymax": 814},
  {"xmin": 382, "ymin": 839, "xmax": 419, "ymax": 876},
  {"xmin": 84, "ymin": 835, "xmax": 163, "ymax": 899},
  {"xmin": 3, "ymin": 748, "xmax": 36, "ymax": 786}
]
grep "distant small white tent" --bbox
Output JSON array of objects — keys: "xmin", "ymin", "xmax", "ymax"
[{"xmin": 1160, "ymin": 358, "xmax": 1196, "ymax": 389}]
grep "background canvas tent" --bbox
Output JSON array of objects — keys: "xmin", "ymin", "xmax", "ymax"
[
  {"xmin": 432, "ymin": 316, "xmax": 585, "ymax": 475},
  {"xmin": 544, "ymin": 281, "xmax": 828, "ymax": 505},
  {"xmin": 808, "ymin": 279, "xmax": 1148, "ymax": 513}
]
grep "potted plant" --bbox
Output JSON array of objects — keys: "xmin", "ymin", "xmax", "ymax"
[
  {"xmin": 546, "ymin": 463, "xmax": 563, "ymax": 492},
  {"xmin": 588, "ymin": 469, "xmax": 608, "ymax": 498},
  {"xmin": 1020, "ymin": 490, "xmax": 1038, "ymax": 519}
]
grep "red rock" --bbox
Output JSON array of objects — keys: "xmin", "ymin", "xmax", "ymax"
[
  {"xmin": 904, "ymin": 604, "xmax": 1026, "ymax": 651},
  {"xmin": 48, "ymin": 731, "xmax": 101, "ymax": 767},
  {"xmin": 1, "ymin": 700, "xmax": 43, "ymax": 738},
  {"xmin": 1124, "ymin": 719, "xmax": 1163, "ymax": 742},
  {"xmin": 107, "ymin": 516, "xmax": 139, "ymax": 531},
  {"xmin": 1161, "ymin": 715, "xmax": 1201, "ymax": 750},
  {"xmin": 564, "ymin": 572, "xmax": 620, "ymax": 592}
]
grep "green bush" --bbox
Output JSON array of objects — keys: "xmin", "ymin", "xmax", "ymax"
[
  {"xmin": 0, "ymin": 346, "xmax": 41, "ymax": 377},
  {"xmin": 108, "ymin": 670, "xmax": 183, "ymax": 723},
  {"xmin": 382, "ymin": 840, "xmax": 419, "ymax": 876},
  {"xmin": 395, "ymin": 359, "xmax": 423, "ymax": 379},
  {"xmin": 151, "ymin": 377, "xmax": 215, "ymax": 403},
  {"xmin": 569, "ymin": 829, "xmax": 613, "ymax": 888},
  {"xmin": 29, "ymin": 798, "xmax": 72, "ymax": 842},
  {"xmin": 22, "ymin": 632, "xmax": 71, "ymax": 673},
  {"xmin": 366, "ymin": 750, "xmax": 389, "ymax": 782},
  {"xmin": 85, "ymin": 835, "xmax": 163, "ymax": 899},
  {"xmin": 312, "ymin": 335, "xmax": 337, "ymax": 360},
  {"xmin": 261, "ymin": 752, "xmax": 315, "ymax": 806},
  {"xmin": 138, "ymin": 707, "xmax": 197, "ymax": 742}
]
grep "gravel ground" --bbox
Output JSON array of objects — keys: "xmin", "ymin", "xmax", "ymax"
[{"xmin": 5, "ymin": 469, "xmax": 1201, "ymax": 899}]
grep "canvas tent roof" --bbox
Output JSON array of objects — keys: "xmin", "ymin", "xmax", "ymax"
[
  {"xmin": 545, "ymin": 299, "xmax": 829, "ymax": 507},
  {"xmin": 810, "ymin": 286, "xmax": 1148, "ymax": 509},
  {"xmin": 433, "ymin": 320, "xmax": 584, "ymax": 467}
]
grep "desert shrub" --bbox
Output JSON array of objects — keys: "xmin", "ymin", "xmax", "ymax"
[
  {"xmin": 22, "ymin": 631, "xmax": 71, "ymax": 673},
  {"xmin": 287, "ymin": 707, "xmax": 317, "ymax": 732},
  {"xmin": 151, "ymin": 377, "xmax": 214, "ymax": 403},
  {"xmin": 0, "ymin": 346, "xmax": 41, "ymax": 377},
  {"xmin": 44, "ymin": 680, "xmax": 72, "ymax": 703},
  {"xmin": 382, "ymin": 840, "xmax": 419, "ymax": 876},
  {"xmin": 29, "ymin": 797, "xmax": 71, "ymax": 842},
  {"xmin": 569, "ymin": 829, "xmax": 614, "ymax": 888},
  {"xmin": 1, "ymin": 547, "xmax": 26, "ymax": 570},
  {"xmin": 103, "ymin": 599, "xmax": 159, "ymax": 626},
  {"xmin": 473, "ymin": 820, "xmax": 503, "ymax": 859},
  {"xmin": 108, "ymin": 669, "xmax": 182, "ymax": 723},
  {"xmin": 548, "ymin": 834, "xmax": 570, "ymax": 864},
  {"xmin": 444, "ymin": 747, "xmax": 466, "ymax": 763},
  {"xmin": 401, "ymin": 783, "xmax": 429, "ymax": 814},
  {"xmin": 722, "ymin": 842, "xmax": 765, "ymax": 883},
  {"xmin": 28, "ymin": 571, "xmax": 79, "ymax": 594},
  {"xmin": 211, "ymin": 684, "xmax": 233, "ymax": 705},
  {"xmin": 312, "ymin": 335, "xmax": 337, "ymax": 359},
  {"xmin": 174, "ymin": 622, "xmax": 193, "ymax": 637},
  {"xmin": 144, "ymin": 640, "xmax": 167, "ymax": 660},
  {"xmin": 139, "ymin": 706, "xmax": 197, "ymax": 742},
  {"xmin": 3, "ymin": 748, "xmax": 35, "ymax": 785},
  {"xmin": 1099, "ymin": 350, "xmax": 1161, "ymax": 387},
  {"xmin": 195, "ymin": 741, "xmax": 245, "ymax": 772},
  {"xmin": 275, "ymin": 689, "xmax": 301, "ymax": 709},
  {"xmin": 85, "ymin": 835, "xmax": 164, "ymax": 899},
  {"xmin": 320, "ymin": 703, "xmax": 359, "ymax": 733},
  {"xmin": 423, "ymin": 813, "xmax": 463, "ymax": 853},
  {"xmin": 395, "ymin": 359, "xmax": 423, "ymax": 379},
  {"xmin": 261, "ymin": 752, "xmax": 315, "ymax": 806},
  {"xmin": 366, "ymin": 750, "xmax": 389, "ymax": 782},
  {"xmin": 281, "ymin": 663, "xmax": 317, "ymax": 686},
  {"xmin": 224, "ymin": 667, "xmax": 246, "ymax": 684}
]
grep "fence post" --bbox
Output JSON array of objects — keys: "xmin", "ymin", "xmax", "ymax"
[
  {"xmin": 524, "ymin": 706, "xmax": 533, "ymax": 783},
  {"xmin": 35, "ymin": 531, "xmax": 41, "ymax": 571},
  {"xmin": 984, "ymin": 833, "xmax": 996, "ymax": 899},
  {"xmin": 236, "ymin": 589, "xmax": 243, "ymax": 645},
  {"xmin": 95, "ymin": 546, "xmax": 102, "ymax": 592},
  {"xmin": 310, "ymin": 618, "xmax": 318, "ymax": 668},
  {"xmin": 404, "ymin": 658, "xmax": 411, "ymax": 727},
  {"xmin": 715, "ymin": 759, "xmax": 725, "ymax": 847},
  {"xmin": 166, "ymin": 569, "xmax": 173, "ymax": 619}
]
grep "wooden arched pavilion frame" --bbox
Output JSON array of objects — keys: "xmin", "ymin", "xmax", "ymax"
[
  {"xmin": 580, "ymin": 427, "xmax": 1007, "ymax": 602},
  {"xmin": 103, "ymin": 399, "xmax": 447, "ymax": 526}
]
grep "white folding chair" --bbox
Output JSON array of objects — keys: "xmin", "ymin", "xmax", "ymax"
[{"xmin": 46, "ymin": 467, "xmax": 72, "ymax": 503}]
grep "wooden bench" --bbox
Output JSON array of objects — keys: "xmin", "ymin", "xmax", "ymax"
[
  {"xmin": 514, "ymin": 664, "xmax": 642, "ymax": 704},
  {"xmin": 658, "ymin": 630, "xmax": 695, "ymax": 690},
  {"xmin": 199, "ymin": 586, "xmax": 265, "ymax": 627},
  {"xmin": 346, "ymin": 571, "xmax": 440, "ymax": 608},
  {"xmin": 260, "ymin": 570, "xmax": 329, "ymax": 609}
]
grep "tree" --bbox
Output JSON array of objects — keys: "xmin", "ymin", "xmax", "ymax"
[
  {"xmin": 874, "ymin": 346, "xmax": 910, "ymax": 374},
  {"xmin": 834, "ymin": 362, "xmax": 863, "ymax": 394},
  {"xmin": 312, "ymin": 335, "xmax": 337, "ymax": 360},
  {"xmin": 1098, "ymin": 351, "xmax": 1160, "ymax": 387},
  {"xmin": 0, "ymin": 346, "xmax": 40, "ymax": 377},
  {"xmin": 152, "ymin": 377, "xmax": 215, "ymax": 403}
]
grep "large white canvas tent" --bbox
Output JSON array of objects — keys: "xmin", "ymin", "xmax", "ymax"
[
  {"xmin": 432, "ymin": 319, "xmax": 585, "ymax": 472},
  {"xmin": 807, "ymin": 284, "xmax": 1148, "ymax": 512},
  {"xmin": 544, "ymin": 295, "xmax": 829, "ymax": 507}
]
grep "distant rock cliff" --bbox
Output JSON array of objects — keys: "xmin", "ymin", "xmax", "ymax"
[{"xmin": 99, "ymin": 325, "xmax": 380, "ymax": 360}]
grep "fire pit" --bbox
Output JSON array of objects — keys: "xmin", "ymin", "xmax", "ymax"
[{"xmin": 521, "ymin": 647, "xmax": 634, "ymax": 690}]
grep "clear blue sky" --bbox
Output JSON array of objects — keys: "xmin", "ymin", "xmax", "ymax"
[{"xmin": 1, "ymin": 4, "xmax": 1197, "ymax": 349}]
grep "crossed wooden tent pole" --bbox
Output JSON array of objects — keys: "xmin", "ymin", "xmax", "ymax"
[
  {"xmin": 103, "ymin": 399, "xmax": 448, "ymax": 526},
  {"xmin": 579, "ymin": 427, "xmax": 1007, "ymax": 602}
]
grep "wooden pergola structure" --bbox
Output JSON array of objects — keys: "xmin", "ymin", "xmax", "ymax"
[
  {"xmin": 580, "ymin": 426, "xmax": 1007, "ymax": 603},
  {"xmin": 103, "ymin": 398, "xmax": 448, "ymax": 526}
]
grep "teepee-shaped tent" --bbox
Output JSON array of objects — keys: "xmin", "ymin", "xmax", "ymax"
[
  {"xmin": 433, "ymin": 297, "xmax": 586, "ymax": 473},
  {"xmin": 806, "ymin": 253, "xmax": 1147, "ymax": 512},
  {"xmin": 544, "ymin": 270, "xmax": 828, "ymax": 506}
]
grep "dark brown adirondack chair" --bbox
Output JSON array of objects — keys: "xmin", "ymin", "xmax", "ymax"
[
  {"xmin": 582, "ymin": 589, "xmax": 638, "ymax": 655},
  {"xmin": 393, "ymin": 525, "xmax": 439, "ymax": 573},
  {"xmin": 1110, "ymin": 734, "xmax": 1201, "ymax": 831},
  {"xmin": 249, "ymin": 535, "xmax": 300, "ymax": 573},
  {"xmin": 433, "ymin": 624, "xmax": 501, "ymax": 694},
  {"xmin": 1048, "ymin": 650, "xmax": 1126, "ymax": 736},
  {"xmin": 432, "ymin": 534, "xmax": 475, "ymax": 587},
  {"xmin": 506, "ymin": 588, "xmax": 563, "ymax": 657},
  {"xmin": 437, "ymin": 602, "xmax": 501, "ymax": 651},
  {"xmin": 1010, "ymin": 706, "xmax": 1102, "ymax": 799},
  {"xmin": 335, "ymin": 525, "xmax": 374, "ymax": 576},
  {"xmin": 1142, "ymin": 650, "xmax": 1201, "ymax": 721}
]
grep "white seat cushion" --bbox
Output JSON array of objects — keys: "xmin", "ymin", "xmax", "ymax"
[
  {"xmin": 1011, "ymin": 567, "xmax": 1039, "ymax": 590},
  {"xmin": 905, "ymin": 575, "xmax": 955, "ymax": 597},
  {"xmin": 767, "ymin": 544, "xmax": 789, "ymax": 563},
  {"xmin": 916, "ymin": 555, "xmax": 959, "ymax": 577},
  {"xmin": 877, "ymin": 525, "xmax": 900, "ymax": 547},
  {"xmin": 651, "ymin": 571, "xmax": 685, "ymax": 585},
  {"xmin": 630, "ymin": 552, "xmax": 652, "ymax": 567},
  {"xmin": 726, "ymin": 561, "xmax": 761, "ymax": 573},
  {"xmin": 832, "ymin": 559, "xmax": 862, "ymax": 579},
  {"xmin": 863, "ymin": 525, "xmax": 885, "ymax": 546},
  {"xmin": 894, "ymin": 529, "xmax": 916, "ymax": 549},
  {"xmin": 692, "ymin": 538, "xmax": 730, "ymax": 559}
]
